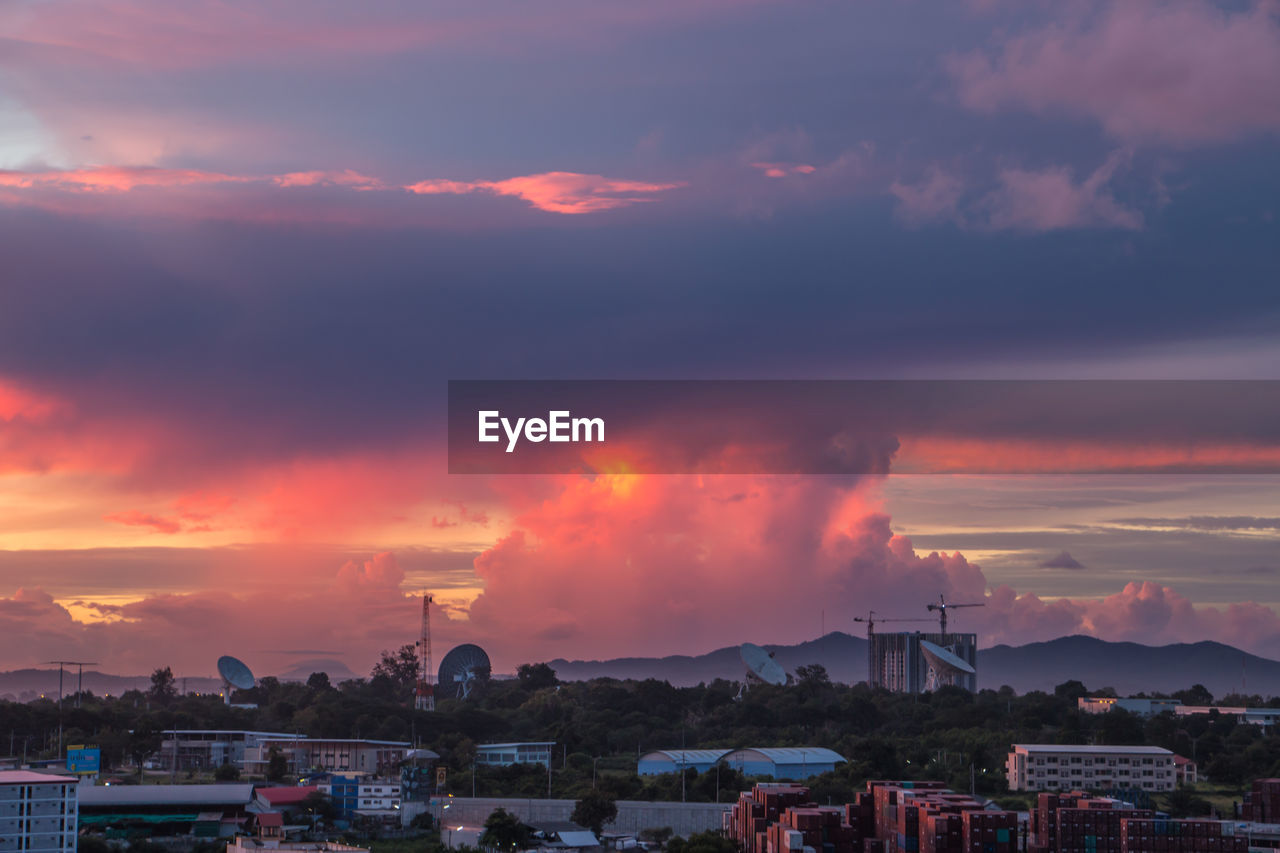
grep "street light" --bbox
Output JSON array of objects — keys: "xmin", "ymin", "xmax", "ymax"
[{"xmin": 593, "ymin": 756, "xmax": 602, "ymax": 789}]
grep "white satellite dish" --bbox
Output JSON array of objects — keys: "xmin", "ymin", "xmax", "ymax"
[
  {"xmin": 217, "ymin": 655, "xmax": 255, "ymax": 705},
  {"xmin": 919, "ymin": 640, "xmax": 974, "ymax": 691},
  {"xmin": 739, "ymin": 642, "xmax": 787, "ymax": 687}
]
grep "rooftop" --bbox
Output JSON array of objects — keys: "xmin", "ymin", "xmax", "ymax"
[
  {"xmin": 477, "ymin": 742, "xmax": 556, "ymax": 749},
  {"xmin": 79, "ymin": 783, "xmax": 255, "ymax": 807},
  {"xmin": 642, "ymin": 749, "xmax": 731, "ymax": 763},
  {"xmin": 726, "ymin": 747, "xmax": 847, "ymax": 763},
  {"xmin": 1011, "ymin": 745, "xmax": 1172, "ymax": 755},
  {"xmin": 257, "ymin": 785, "xmax": 319, "ymax": 805},
  {"xmin": 0, "ymin": 770, "xmax": 77, "ymax": 784}
]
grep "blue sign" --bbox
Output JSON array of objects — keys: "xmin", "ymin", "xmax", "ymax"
[{"xmin": 66, "ymin": 745, "xmax": 101, "ymax": 774}]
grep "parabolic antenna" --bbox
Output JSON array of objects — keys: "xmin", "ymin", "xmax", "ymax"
[
  {"xmin": 217, "ymin": 655, "xmax": 255, "ymax": 704},
  {"xmin": 919, "ymin": 640, "xmax": 974, "ymax": 691},
  {"xmin": 437, "ymin": 644, "xmax": 491, "ymax": 700},
  {"xmin": 739, "ymin": 642, "xmax": 787, "ymax": 687}
]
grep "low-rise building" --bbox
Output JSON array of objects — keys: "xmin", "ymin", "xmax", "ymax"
[
  {"xmin": 316, "ymin": 774, "xmax": 402, "ymax": 819},
  {"xmin": 475, "ymin": 742, "xmax": 556, "ymax": 768},
  {"xmin": 1077, "ymin": 697, "xmax": 1182, "ymax": 716},
  {"xmin": 153, "ymin": 729, "xmax": 295, "ymax": 772},
  {"xmin": 638, "ymin": 750, "xmax": 730, "ymax": 776},
  {"xmin": 77, "ymin": 782, "xmax": 254, "ymax": 840},
  {"xmin": 1173, "ymin": 754, "xmax": 1197, "ymax": 785},
  {"xmin": 0, "ymin": 770, "xmax": 78, "ymax": 853},
  {"xmin": 243, "ymin": 737, "xmax": 412, "ymax": 775},
  {"xmin": 1007, "ymin": 745, "xmax": 1176, "ymax": 792}
]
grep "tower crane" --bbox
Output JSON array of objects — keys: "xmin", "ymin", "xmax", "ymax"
[
  {"xmin": 853, "ymin": 611, "xmax": 932, "ymax": 689},
  {"xmin": 926, "ymin": 593, "xmax": 984, "ymax": 635}
]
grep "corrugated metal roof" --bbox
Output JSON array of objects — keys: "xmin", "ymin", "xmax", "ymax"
[
  {"xmin": 724, "ymin": 748, "xmax": 846, "ymax": 764},
  {"xmin": 641, "ymin": 750, "xmax": 731, "ymax": 764},
  {"xmin": 79, "ymin": 783, "xmax": 255, "ymax": 806},
  {"xmin": 555, "ymin": 831, "xmax": 601, "ymax": 847},
  {"xmin": 476, "ymin": 742, "xmax": 556, "ymax": 749},
  {"xmin": 1011, "ymin": 745, "xmax": 1172, "ymax": 755}
]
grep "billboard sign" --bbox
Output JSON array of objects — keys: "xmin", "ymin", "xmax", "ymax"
[{"xmin": 66, "ymin": 745, "xmax": 101, "ymax": 774}]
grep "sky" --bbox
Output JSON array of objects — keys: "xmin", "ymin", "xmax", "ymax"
[{"xmin": 1, "ymin": 0, "xmax": 1279, "ymax": 679}]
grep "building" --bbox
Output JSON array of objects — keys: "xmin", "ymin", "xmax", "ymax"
[
  {"xmin": 227, "ymin": 841, "xmax": 368, "ymax": 853},
  {"xmin": 475, "ymin": 742, "xmax": 556, "ymax": 768},
  {"xmin": 1006, "ymin": 745, "xmax": 1176, "ymax": 792},
  {"xmin": 1077, "ymin": 697, "xmax": 1280, "ymax": 728},
  {"xmin": 1076, "ymin": 697, "xmax": 1182, "ymax": 716},
  {"xmin": 153, "ymin": 729, "xmax": 295, "ymax": 772},
  {"xmin": 869, "ymin": 632, "xmax": 978, "ymax": 693},
  {"xmin": 0, "ymin": 770, "xmax": 79, "ymax": 853},
  {"xmin": 316, "ymin": 774, "xmax": 402, "ymax": 819},
  {"xmin": 638, "ymin": 750, "xmax": 731, "ymax": 776},
  {"xmin": 721, "ymin": 748, "xmax": 846, "ymax": 781},
  {"xmin": 243, "ymin": 737, "xmax": 412, "ymax": 775},
  {"xmin": 1173, "ymin": 755, "xmax": 1197, "ymax": 785},
  {"xmin": 77, "ymin": 782, "xmax": 254, "ymax": 840},
  {"xmin": 727, "ymin": 781, "xmax": 1016, "ymax": 853}
]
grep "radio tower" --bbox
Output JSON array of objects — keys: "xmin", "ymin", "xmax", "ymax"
[{"xmin": 415, "ymin": 592, "xmax": 435, "ymax": 711}]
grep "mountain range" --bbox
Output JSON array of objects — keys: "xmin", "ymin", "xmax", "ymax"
[
  {"xmin": 2, "ymin": 635, "xmax": 1275, "ymax": 701},
  {"xmin": 547, "ymin": 633, "xmax": 1280, "ymax": 697}
]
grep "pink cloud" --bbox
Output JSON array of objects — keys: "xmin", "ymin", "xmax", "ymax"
[
  {"xmin": 889, "ymin": 165, "xmax": 965, "ymax": 226},
  {"xmin": 270, "ymin": 170, "xmax": 384, "ymax": 190},
  {"xmin": 948, "ymin": 0, "xmax": 1280, "ymax": 145},
  {"xmin": 751, "ymin": 162, "xmax": 818, "ymax": 179},
  {"xmin": 102, "ymin": 510, "xmax": 183, "ymax": 534},
  {"xmin": 977, "ymin": 150, "xmax": 1143, "ymax": 231},
  {"xmin": 0, "ymin": 165, "xmax": 243, "ymax": 192},
  {"xmin": 405, "ymin": 171, "xmax": 685, "ymax": 214}
]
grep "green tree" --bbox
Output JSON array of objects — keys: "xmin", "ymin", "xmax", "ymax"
[
  {"xmin": 214, "ymin": 763, "xmax": 241, "ymax": 781},
  {"xmin": 517, "ymin": 663, "xmax": 558, "ymax": 691},
  {"xmin": 371, "ymin": 644, "xmax": 421, "ymax": 695},
  {"xmin": 668, "ymin": 831, "xmax": 737, "ymax": 853},
  {"xmin": 300, "ymin": 790, "xmax": 337, "ymax": 824},
  {"xmin": 148, "ymin": 666, "xmax": 177, "ymax": 705},
  {"xmin": 480, "ymin": 808, "xmax": 531, "ymax": 851},
  {"xmin": 266, "ymin": 745, "xmax": 288, "ymax": 782},
  {"xmin": 572, "ymin": 788, "xmax": 618, "ymax": 835},
  {"xmin": 307, "ymin": 671, "xmax": 332, "ymax": 691},
  {"xmin": 127, "ymin": 723, "xmax": 162, "ymax": 781}
]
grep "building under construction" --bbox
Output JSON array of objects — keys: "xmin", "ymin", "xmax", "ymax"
[{"xmin": 868, "ymin": 632, "xmax": 978, "ymax": 693}]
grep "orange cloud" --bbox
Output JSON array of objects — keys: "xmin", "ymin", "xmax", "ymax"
[{"xmin": 0, "ymin": 166, "xmax": 244, "ymax": 192}]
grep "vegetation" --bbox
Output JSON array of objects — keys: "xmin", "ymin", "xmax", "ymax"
[
  {"xmin": 6, "ymin": 659, "xmax": 1279, "ymax": 806},
  {"xmin": 481, "ymin": 807, "xmax": 533, "ymax": 851},
  {"xmin": 572, "ymin": 788, "xmax": 619, "ymax": 835}
]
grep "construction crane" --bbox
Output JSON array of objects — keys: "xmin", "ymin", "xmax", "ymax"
[
  {"xmin": 414, "ymin": 592, "xmax": 435, "ymax": 711},
  {"xmin": 853, "ymin": 611, "xmax": 932, "ymax": 690},
  {"xmin": 926, "ymin": 594, "xmax": 984, "ymax": 635}
]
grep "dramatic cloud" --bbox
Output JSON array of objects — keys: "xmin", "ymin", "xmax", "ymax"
[
  {"xmin": 1039, "ymin": 550, "xmax": 1085, "ymax": 570},
  {"xmin": 949, "ymin": 0, "xmax": 1280, "ymax": 145},
  {"xmin": 102, "ymin": 510, "xmax": 183, "ymax": 535}
]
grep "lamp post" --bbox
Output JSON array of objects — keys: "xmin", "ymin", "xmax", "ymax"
[{"xmin": 593, "ymin": 756, "xmax": 601, "ymax": 789}]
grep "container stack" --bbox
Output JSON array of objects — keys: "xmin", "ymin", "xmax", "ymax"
[
  {"xmin": 1118, "ymin": 818, "xmax": 1249, "ymax": 852},
  {"xmin": 1029, "ymin": 791, "xmax": 1152, "ymax": 853},
  {"xmin": 1242, "ymin": 778, "xmax": 1280, "ymax": 823},
  {"xmin": 728, "ymin": 784, "xmax": 814, "ymax": 853}
]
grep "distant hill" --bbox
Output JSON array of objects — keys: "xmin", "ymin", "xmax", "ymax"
[
  {"xmin": 0, "ymin": 658, "xmax": 361, "ymax": 703},
  {"xmin": 548, "ymin": 633, "xmax": 1280, "ymax": 697},
  {"xmin": 3, "ymin": 634, "xmax": 1276, "ymax": 702}
]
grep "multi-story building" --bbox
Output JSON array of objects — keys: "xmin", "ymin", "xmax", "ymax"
[
  {"xmin": 869, "ymin": 632, "xmax": 978, "ymax": 693},
  {"xmin": 1076, "ymin": 697, "xmax": 1182, "ymax": 716},
  {"xmin": 0, "ymin": 770, "xmax": 79, "ymax": 853},
  {"xmin": 316, "ymin": 774, "xmax": 402, "ymax": 819},
  {"xmin": 1007, "ymin": 745, "xmax": 1176, "ymax": 792}
]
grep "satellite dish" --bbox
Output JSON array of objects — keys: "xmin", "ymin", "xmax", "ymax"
[
  {"xmin": 217, "ymin": 655, "xmax": 255, "ymax": 705},
  {"xmin": 437, "ymin": 644, "xmax": 491, "ymax": 700},
  {"xmin": 739, "ymin": 642, "xmax": 787, "ymax": 687},
  {"xmin": 919, "ymin": 640, "xmax": 975, "ymax": 691}
]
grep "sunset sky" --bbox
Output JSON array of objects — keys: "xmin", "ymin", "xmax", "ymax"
[{"xmin": 2, "ymin": 0, "xmax": 1279, "ymax": 678}]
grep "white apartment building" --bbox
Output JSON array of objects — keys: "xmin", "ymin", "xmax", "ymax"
[
  {"xmin": 1006, "ymin": 745, "xmax": 1176, "ymax": 792},
  {"xmin": 0, "ymin": 771, "xmax": 79, "ymax": 853}
]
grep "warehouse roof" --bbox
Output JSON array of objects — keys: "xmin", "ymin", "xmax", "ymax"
[
  {"xmin": 641, "ymin": 749, "xmax": 731, "ymax": 764},
  {"xmin": 725, "ymin": 748, "xmax": 846, "ymax": 763},
  {"xmin": 79, "ymin": 783, "xmax": 255, "ymax": 807},
  {"xmin": 1011, "ymin": 745, "xmax": 1172, "ymax": 754}
]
